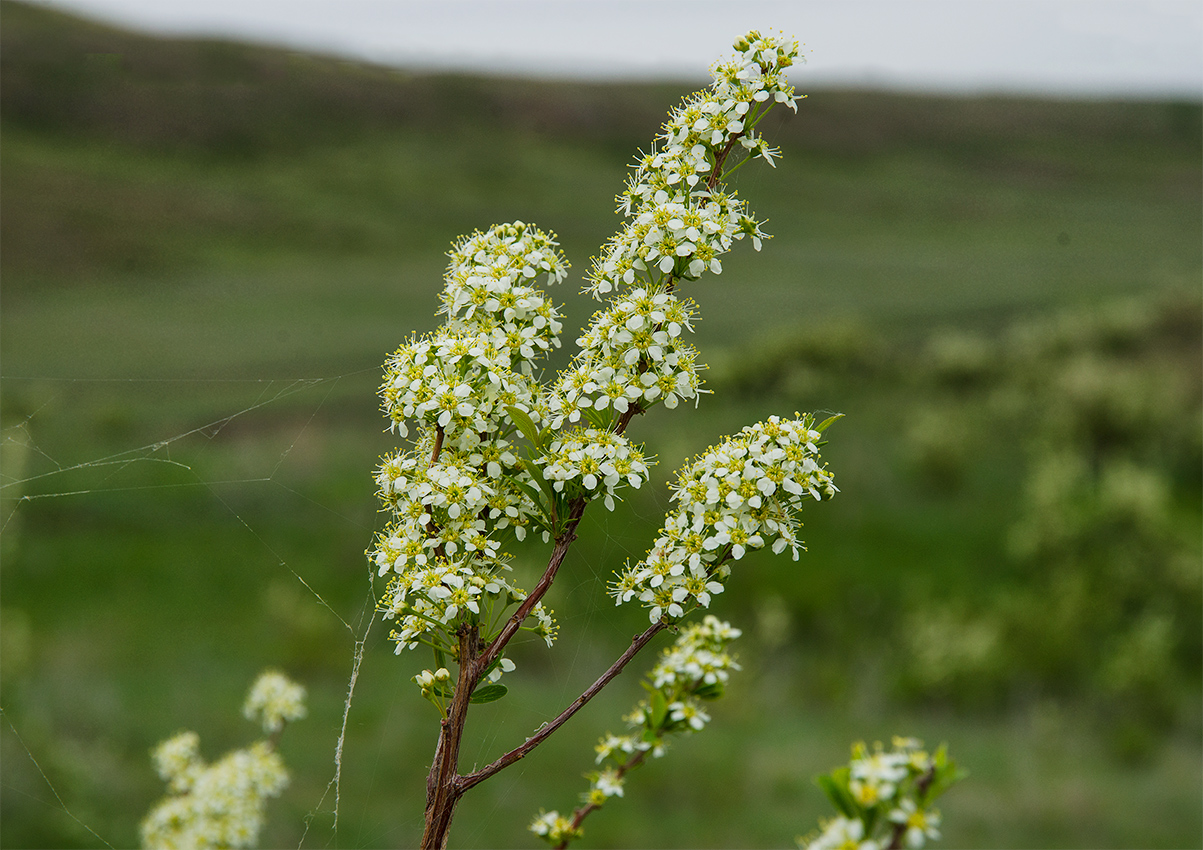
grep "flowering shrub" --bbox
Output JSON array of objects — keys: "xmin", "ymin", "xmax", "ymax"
[
  {"xmin": 142, "ymin": 29, "xmax": 965, "ymax": 848},
  {"xmin": 357, "ymin": 29, "xmax": 848, "ymax": 848}
]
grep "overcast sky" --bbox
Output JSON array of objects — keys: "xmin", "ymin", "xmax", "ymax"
[{"xmin": 37, "ymin": 0, "xmax": 1203, "ymax": 97}]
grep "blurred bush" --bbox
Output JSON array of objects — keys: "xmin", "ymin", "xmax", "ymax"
[{"xmin": 719, "ymin": 291, "xmax": 1203, "ymax": 757}]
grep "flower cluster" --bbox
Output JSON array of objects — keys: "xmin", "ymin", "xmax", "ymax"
[
  {"xmin": 141, "ymin": 672, "xmax": 305, "ymax": 850},
  {"xmin": 528, "ymin": 810, "xmax": 582, "ymax": 847},
  {"xmin": 367, "ymin": 33, "xmax": 813, "ymax": 795},
  {"xmin": 378, "ymin": 555, "xmax": 556, "ymax": 661},
  {"xmin": 542, "ymin": 31, "xmax": 800, "ymax": 436},
  {"xmin": 379, "ymin": 329, "xmax": 543, "ymax": 445},
  {"xmin": 547, "ymin": 287, "xmax": 703, "ymax": 428},
  {"xmin": 588, "ymin": 29, "xmax": 800, "ymax": 297},
  {"xmin": 648, "ymin": 614, "xmax": 742, "ymax": 692},
  {"xmin": 611, "ymin": 414, "xmax": 838, "ymax": 622},
  {"xmin": 440, "ymin": 221, "xmax": 569, "ymax": 374},
  {"xmin": 373, "ymin": 451, "xmax": 508, "ymax": 568},
  {"xmin": 542, "ymin": 428, "xmax": 651, "ymax": 509},
  {"xmin": 243, "ymin": 669, "xmax": 307, "ymax": 734},
  {"xmin": 531, "ymin": 616, "xmax": 741, "ymax": 848},
  {"xmin": 371, "ymin": 221, "xmax": 580, "ymax": 680},
  {"xmin": 600, "ymin": 616, "xmax": 741, "ymax": 760},
  {"xmin": 801, "ymin": 738, "xmax": 963, "ymax": 850}
]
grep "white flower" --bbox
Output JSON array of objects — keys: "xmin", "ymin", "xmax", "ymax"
[
  {"xmin": 592, "ymin": 767, "xmax": 625, "ymax": 798},
  {"xmin": 802, "ymin": 816, "xmax": 879, "ymax": 850},
  {"xmin": 528, "ymin": 810, "xmax": 580, "ymax": 845},
  {"xmin": 850, "ymin": 750, "xmax": 909, "ymax": 806},
  {"xmin": 668, "ymin": 699, "xmax": 710, "ymax": 730},
  {"xmin": 888, "ymin": 799, "xmax": 942, "ymax": 849}
]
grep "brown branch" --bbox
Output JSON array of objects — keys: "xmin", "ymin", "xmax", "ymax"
[
  {"xmin": 459, "ymin": 619, "xmax": 668, "ymax": 794},
  {"xmin": 478, "ymin": 496, "xmax": 589, "ymax": 671},
  {"xmin": 430, "ymin": 424, "xmax": 446, "ymax": 467},
  {"xmin": 613, "ymin": 401, "xmax": 645, "ymax": 436},
  {"xmin": 708, "ymin": 134, "xmax": 742, "ymax": 191},
  {"xmin": 421, "ymin": 625, "xmax": 480, "ymax": 849}
]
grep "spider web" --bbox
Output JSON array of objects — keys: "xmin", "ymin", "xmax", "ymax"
[{"xmin": 0, "ymin": 365, "xmax": 679, "ymax": 848}]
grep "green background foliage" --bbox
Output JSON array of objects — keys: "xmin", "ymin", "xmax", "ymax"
[{"xmin": 1, "ymin": 2, "xmax": 1199, "ymax": 846}]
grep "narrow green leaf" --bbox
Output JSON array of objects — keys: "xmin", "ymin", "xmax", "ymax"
[
  {"xmin": 816, "ymin": 767, "xmax": 858, "ymax": 818},
  {"xmin": 816, "ymin": 412, "xmax": 844, "ymax": 433},
  {"xmin": 469, "ymin": 684, "xmax": 509, "ymax": 704},
  {"xmin": 649, "ymin": 689, "xmax": 669, "ymax": 730},
  {"xmin": 505, "ymin": 405, "xmax": 542, "ymax": 448},
  {"xmin": 507, "ymin": 476, "xmax": 553, "ymax": 527},
  {"xmin": 581, "ymin": 406, "xmax": 613, "ymax": 430},
  {"xmin": 526, "ymin": 449, "xmax": 558, "ymax": 503}
]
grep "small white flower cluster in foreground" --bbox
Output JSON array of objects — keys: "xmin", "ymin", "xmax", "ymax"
[
  {"xmin": 531, "ymin": 616, "xmax": 741, "ymax": 848},
  {"xmin": 801, "ymin": 737, "xmax": 963, "ymax": 850},
  {"xmin": 141, "ymin": 671, "xmax": 305, "ymax": 850},
  {"xmin": 611, "ymin": 414, "xmax": 838, "ymax": 622}
]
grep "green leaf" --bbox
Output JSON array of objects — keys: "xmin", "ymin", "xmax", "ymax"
[
  {"xmin": 816, "ymin": 767, "xmax": 858, "ymax": 819},
  {"xmin": 925, "ymin": 746, "xmax": 967, "ymax": 802},
  {"xmin": 506, "ymin": 405, "xmax": 542, "ymax": 448},
  {"xmin": 506, "ymin": 475, "xmax": 554, "ymax": 528},
  {"xmin": 649, "ymin": 688, "xmax": 669, "ymax": 730},
  {"xmin": 581, "ymin": 406, "xmax": 613, "ymax": 431},
  {"xmin": 525, "ymin": 448, "xmax": 557, "ymax": 500},
  {"xmin": 815, "ymin": 412, "xmax": 844, "ymax": 433},
  {"xmin": 469, "ymin": 684, "xmax": 509, "ymax": 704}
]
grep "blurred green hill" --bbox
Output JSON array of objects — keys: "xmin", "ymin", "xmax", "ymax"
[{"xmin": 1, "ymin": 1, "xmax": 1200, "ymax": 848}]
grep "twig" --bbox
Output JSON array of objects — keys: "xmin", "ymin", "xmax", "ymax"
[
  {"xmin": 555, "ymin": 745, "xmax": 652, "ymax": 848},
  {"xmin": 458, "ymin": 619, "xmax": 668, "ymax": 793}
]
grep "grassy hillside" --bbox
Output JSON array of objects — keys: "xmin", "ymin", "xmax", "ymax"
[{"xmin": 2, "ymin": 2, "xmax": 1200, "ymax": 848}]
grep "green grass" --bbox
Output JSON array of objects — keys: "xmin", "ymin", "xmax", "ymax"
[{"xmin": 1, "ymin": 1, "xmax": 1200, "ymax": 847}]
